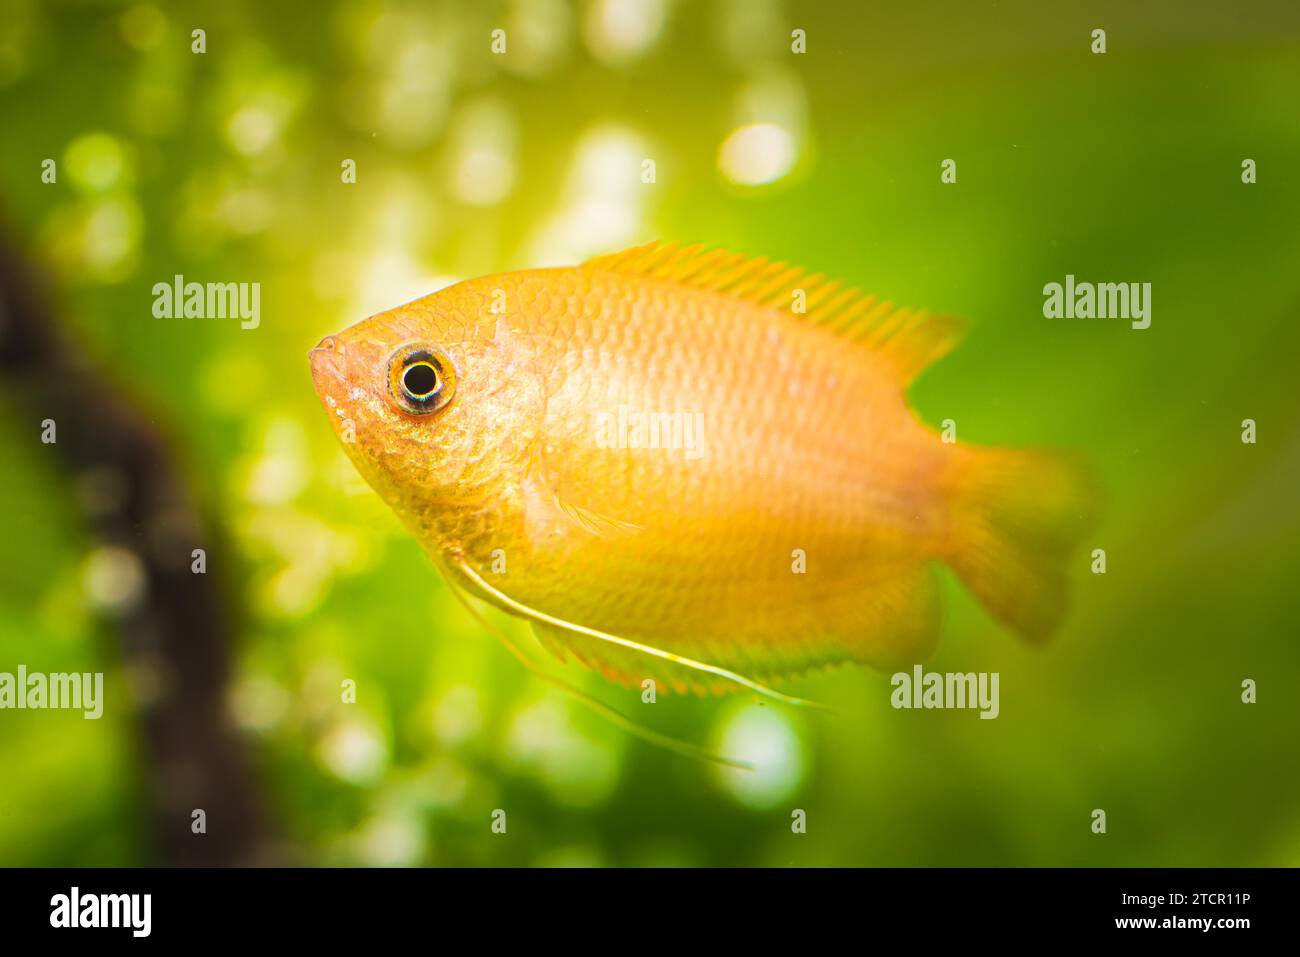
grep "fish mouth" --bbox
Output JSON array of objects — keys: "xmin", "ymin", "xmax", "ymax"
[
  {"xmin": 309, "ymin": 335, "xmax": 344, "ymax": 395},
  {"xmin": 309, "ymin": 334, "xmax": 339, "ymax": 360}
]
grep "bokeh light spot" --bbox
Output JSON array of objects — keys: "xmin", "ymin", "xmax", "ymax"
[
  {"xmin": 713, "ymin": 704, "xmax": 806, "ymax": 808},
  {"xmin": 718, "ymin": 122, "xmax": 796, "ymax": 186},
  {"xmin": 582, "ymin": 0, "xmax": 667, "ymax": 66},
  {"xmin": 82, "ymin": 545, "xmax": 147, "ymax": 616},
  {"xmin": 65, "ymin": 133, "xmax": 128, "ymax": 193},
  {"xmin": 317, "ymin": 719, "xmax": 388, "ymax": 784}
]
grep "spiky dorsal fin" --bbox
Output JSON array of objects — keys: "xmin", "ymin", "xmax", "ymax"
[{"xmin": 582, "ymin": 241, "xmax": 965, "ymax": 384}]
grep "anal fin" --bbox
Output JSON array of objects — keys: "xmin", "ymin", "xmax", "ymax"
[{"xmin": 539, "ymin": 566, "xmax": 945, "ymax": 692}]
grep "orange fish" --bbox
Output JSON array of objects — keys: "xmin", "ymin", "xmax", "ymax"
[{"xmin": 310, "ymin": 241, "xmax": 1097, "ymax": 707}]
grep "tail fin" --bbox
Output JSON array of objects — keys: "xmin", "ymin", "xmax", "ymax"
[{"xmin": 946, "ymin": 447, "xmax": 1100, "ymax": 642}]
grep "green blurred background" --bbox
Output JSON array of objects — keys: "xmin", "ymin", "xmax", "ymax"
[{"xmin": 0, "ymin": 0, "xmax": 1297, "ymax": 866}]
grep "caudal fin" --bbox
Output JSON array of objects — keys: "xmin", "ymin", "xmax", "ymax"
[{"xmin": 946, "ymin": 447, "xmax": 1100, "ymax": 643}]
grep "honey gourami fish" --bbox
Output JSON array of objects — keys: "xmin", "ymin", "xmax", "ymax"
[{"xmin": 309, "ymin": 242, "xmax": 1097, "ymax": 698}]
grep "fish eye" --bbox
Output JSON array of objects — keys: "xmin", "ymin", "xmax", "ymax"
[
  {"xmin": 403, "ymin": 362, "xmax": 439, "ymax": 398},
  {"xmin": 387, "ymin": 345, "xmax": 456, "ymax": 415}
]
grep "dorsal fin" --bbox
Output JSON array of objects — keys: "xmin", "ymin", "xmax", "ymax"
[{"xmin": 582, "ymin": 241, "xmax": 965, "ymax": 383}]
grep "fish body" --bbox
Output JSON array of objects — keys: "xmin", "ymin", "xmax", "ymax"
[{"xmin": 310, "ymin": 243, "xmax": 1096, "ymax": 693}]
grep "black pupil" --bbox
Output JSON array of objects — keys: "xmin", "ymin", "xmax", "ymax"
[{"xmin": 403, "ymin": 362, "xmax": 439, "ymax": 398}]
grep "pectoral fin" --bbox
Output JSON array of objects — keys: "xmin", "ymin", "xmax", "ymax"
[
  {"xmin": 551, "ymin": 495, "xmax": 645, "ymax": 539},
  {"xmin": 522, "ymin": 447, "xmax": 644, "ymax": 541}
]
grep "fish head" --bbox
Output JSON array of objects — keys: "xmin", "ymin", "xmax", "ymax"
[{"xmin": 310, "ymin": 286, "xmax": 546, "ymax": 513}]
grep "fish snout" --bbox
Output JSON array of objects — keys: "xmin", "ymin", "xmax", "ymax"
[
  {"xmin": 310, "ymin": 334, "xmax": 340, "ymax": 357},
  {"xmin": 309, "ymin": 335, "xmax": 345, "ymax": 391}
]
